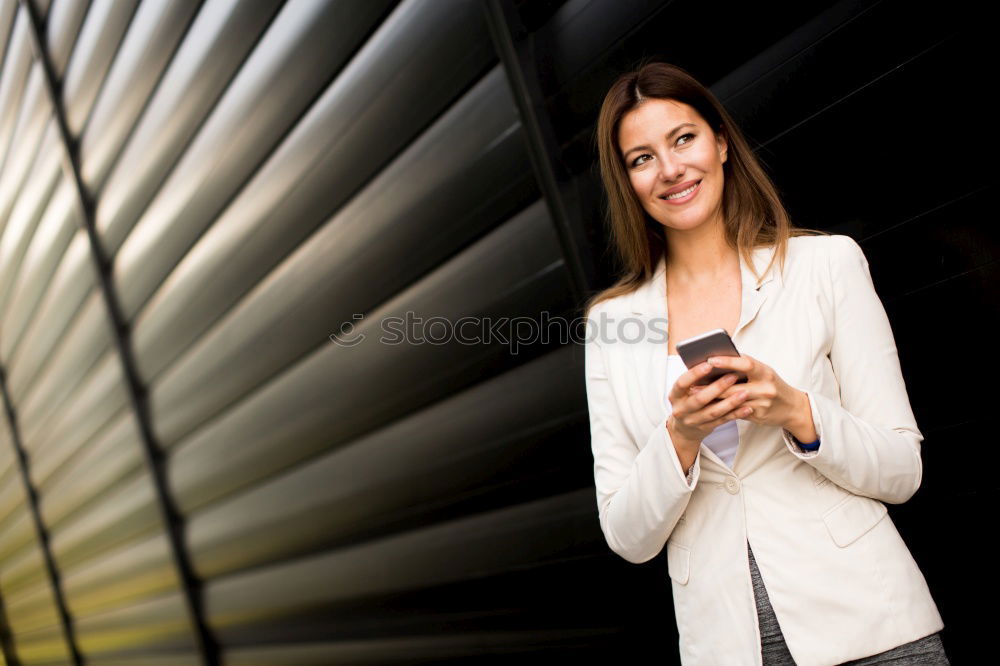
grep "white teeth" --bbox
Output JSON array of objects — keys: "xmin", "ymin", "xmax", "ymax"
[{"xmin": 663, "ymin": 182, "xmax": 699, "ymax": 200}]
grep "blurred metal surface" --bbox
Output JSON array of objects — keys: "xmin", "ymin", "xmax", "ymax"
[
  {"xmin": 59, "ymin": 0, "xmax": 137, "ymax": 137},
  {"xmin": 41, "ymin": 0, "xmax": 89, "ymax": 79},
  {"xmin": 76, "ymin": 0, "xmax": 202, "ymax": 191},
  {"xmin": 109, "ymin": 0, "xmax": 398, "ymax": 312},
  {"xmin": 132, "ymin": 0, "xmax": 498, "ymax": 386},
  {"xmin": 152, "ymin": 62, "xmax": 523, "ymax": 453},
  {"xmin": 167, "ymin": 193, "xmax": 563, "ymax": 512}
]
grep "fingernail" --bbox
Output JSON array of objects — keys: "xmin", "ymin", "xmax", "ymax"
[{"xmin": 707, "ymin": 357, "xmax": 718, "ymax": 366}]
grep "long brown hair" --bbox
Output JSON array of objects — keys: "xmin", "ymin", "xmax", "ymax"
[{"xmin": 584, "ymin": 60, "xmax": 826, "ymax": 318}]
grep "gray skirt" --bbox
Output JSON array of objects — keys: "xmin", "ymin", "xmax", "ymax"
[{"xmin": 747, "ymin": 541, "xmax": 950, "ymax": 665}]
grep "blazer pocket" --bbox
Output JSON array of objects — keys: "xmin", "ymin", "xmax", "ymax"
[
  {"xmin": 822, "ymin": 494, "xmax": 888, "ymax": 548},
  {"xmin": 667, "ymin": 543, "xmax": 690, "ymax": 585}
]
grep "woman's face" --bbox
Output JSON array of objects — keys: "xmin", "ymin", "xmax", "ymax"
[{"xmin": 618, "ymin": 98, "xmax": 728, "ymax": 234}]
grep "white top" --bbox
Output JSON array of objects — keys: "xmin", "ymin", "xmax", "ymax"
[{"xmin": 666, "ymin": 354, "xmax": 739, "ymax": 468}]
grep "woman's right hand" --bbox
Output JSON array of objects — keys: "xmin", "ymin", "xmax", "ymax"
[{"xmin": 667, "ymin": 361, "xmax": 752, "ymax": 467}]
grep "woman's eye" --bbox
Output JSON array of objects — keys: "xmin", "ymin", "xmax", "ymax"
[
  {"xmin": 677, "ymin": 133, "xmax": 695, "ymax": 146},
  {"xmin": 630, "ymin": 154, "xmax": 651, "ymax": 168}
]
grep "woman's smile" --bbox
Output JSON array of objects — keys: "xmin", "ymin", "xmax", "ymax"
[{"xmin": 659, "ymin": 179, "xmax": 702, "ymax": 205}]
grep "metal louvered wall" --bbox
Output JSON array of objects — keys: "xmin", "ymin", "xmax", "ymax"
[{"xmin": 0, "ymin": 0, "xmax": 991, "ymax": 664}]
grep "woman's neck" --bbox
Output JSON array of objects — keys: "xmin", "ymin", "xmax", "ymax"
[{"xmin": 664, "ymin": 224, "xmax": 737, "ymax": 287}]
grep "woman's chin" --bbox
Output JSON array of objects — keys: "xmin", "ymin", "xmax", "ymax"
[{"xmin": 655, "ymin": 214, "xmax": 713, "ymax": 233}]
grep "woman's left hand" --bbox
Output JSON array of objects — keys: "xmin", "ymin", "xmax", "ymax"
[{"xmin": 691, "ymin": 354, "xmax": 815, "ymax": 438}]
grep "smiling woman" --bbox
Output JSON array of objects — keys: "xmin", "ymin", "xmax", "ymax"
[
  {"xmin": 587, "ymin": 63, "xmax": 828, "ymax": 318},
  {"xmin": 619, "ymin": 100, "xmax": 726, "ymax": 230},
  {"xmin": 581, "ymin": 62, "xmax": 950, "ymax": 665}
]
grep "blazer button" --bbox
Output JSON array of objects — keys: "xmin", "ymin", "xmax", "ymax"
[{"xmin": 724, "ymin": 477, "xmax": 740, "ymax": 494}]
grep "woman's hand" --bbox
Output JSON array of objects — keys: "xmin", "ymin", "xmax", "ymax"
[
  {"xmin": 691, "ymin": 354, "xmax": 816, "ymax": 441},
  {"xmin": 667, "ymin": 361, "xmax": 752, "ymax": 468}
]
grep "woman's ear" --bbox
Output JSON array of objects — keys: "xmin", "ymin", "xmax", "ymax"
[{"xmin": 717, "ymin": 130, "xmax": 728, "ymax": 164}]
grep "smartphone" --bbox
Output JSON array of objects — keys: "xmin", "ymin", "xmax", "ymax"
[{"xmin": 676, "ymin": 328, "xmax": 748, "ymax": 387}]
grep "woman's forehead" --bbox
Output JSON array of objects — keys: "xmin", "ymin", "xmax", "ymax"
[
  {"xmin": 623, "ymin": 99, "xmax": 699, "ymax": 128},
  {"xmin": 618, "ymin": 99, "xmax": 703, "ymax": 145}
]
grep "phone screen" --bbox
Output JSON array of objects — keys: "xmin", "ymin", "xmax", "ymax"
[{"xmin": 676, "ymin": 328, "xmax": 748, "ymax": 386}]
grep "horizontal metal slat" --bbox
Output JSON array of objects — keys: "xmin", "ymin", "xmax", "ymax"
[
  {"xmin": 60, "ymin": 0, "xmax": 138, "ymax": 136},
  {"xmin": 0, "ymin": 8, "xmax": 32, "ymax": 221},
  {"xmin": 0, "ymin": 0, "xmax": 17, "ymax": 74},
  {"xmin": 35, "ymin": 411, "xmax": 141, "ymax": 526},
  {"xmin": 61, "ymin": 533, "xmax": 179, "ymax": 619},
  {"xmin": 150, "ymin": 63, "xmax": 525, "ymax": 451},
  {"xmin": 73, "ymin": 590, "xmax": 196, "ymax": 656},
  {"xmin": 0, "ymin": 531, "xmax": 45, "ymax": 599},
  {"xmin": 186, "ymin": 345, "xmax": 585, "ymax": 579},
  {"xmin": 0, "ymin": 122, "xmax": 62, "ymax": 323},
  {"xmin": 85, "ymin": 656, "xmax": 200, "ymax": 666},
  {"xmin": 106, "ymin": 0, "xmax": 398, "ymax": 303},
  {"xmin": 93, "ymin": 0, "xmax": 287, "ymax": 257},
  {"xmin": 3, "ymin": 232, "xmax": 95, "ymax": 402},
  {"xmin": 224, "ymin": 630, "xmax": 615, "ymax": 665},
  {"xmin": 0, "ymin": 429, "xmax": 17, "ymax": 522},
  {"xmin": 166, "ymin": 195, "xmax": 561, "ymax": 515},
  {"xmin": 0, "ymin": 64, "xmax": 50, "ymax": 228},
  {"xmin": 2, "ymin": 579, "xmax": 60, "ymax": 635},
  {"xmin": 0, "ymin": 176, "xmax": 79, "ymax": 362},
  {"xmin": 24, "ymin": 352, "xmax": 127, "ymax": 476},
  {"xmin": 0, "ymin": 507, "xmax": 33, "ymax": 571},
  {"xmin": 76, "ymin": 0, "xmax": 201, "ymax": 191},
  {"xmin": 5, "ymin": 621, "xmax": 70, "ymax": 664},
  {"xmin": 14, "ymin": 292, "xmax": 111, "ymax": 444},
  {"xmin": 205, "ymin": 490, "xmax": 600, "ymax": 641},
  {"xmin": 47, "ymin": 470, "xmax": 159, "ymax": 570},
  {"xmin": 43, "ymin": 0, "xmax": 90, "ymax": 78},
  {"xmin": 132, "ymin": 0, "xmax": 496, "ymax": 386}
]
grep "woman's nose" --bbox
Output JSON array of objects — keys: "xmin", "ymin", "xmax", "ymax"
[{"xmin": 657, "ymin": 155, "xmax": 684, "ymax": 181}]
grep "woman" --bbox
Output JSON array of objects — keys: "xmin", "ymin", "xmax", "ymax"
[{"xmin": 583, "ymin": 61, "xmax": 948, "ymax": 665}]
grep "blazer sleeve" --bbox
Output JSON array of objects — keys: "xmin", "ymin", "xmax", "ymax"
[
  {"xmin": 585, "ymin": 309, "xmax": 699, "ymax": 564},
  {"xmin": 780, "ymin": 235, "xmax": 924, "ymax": 504}
]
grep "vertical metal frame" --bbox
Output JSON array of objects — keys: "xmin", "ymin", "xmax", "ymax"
[
  {"xmin": 483, "ymin": 0, "xmax": 595, "ymax": 304},
  {"xmin": 0, "ymin": 371, "xmax": 50, "ymax": 666},
  {"xmin": 0, "ymin": 576, "xmax": 18, "ymax": 665},
  {"xmin": 16, "ymin": 0, "xmax": 219, "ymax": 663},
  {"xmin": 0, "ymin": 367, "xmax": 80, "ymax": 664}
]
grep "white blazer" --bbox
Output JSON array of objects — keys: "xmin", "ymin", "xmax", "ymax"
[{"xmin": 584, "ymin": 234, "xmax": 944, "ymax": 665}]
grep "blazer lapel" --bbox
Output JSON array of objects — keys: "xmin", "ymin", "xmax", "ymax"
[{"xmin": 733, "ymin": 245, "xmax": 779, "ymax": 343}]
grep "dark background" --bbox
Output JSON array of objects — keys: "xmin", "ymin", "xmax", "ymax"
[{"xmin": 0, "ymin": 0, "xmax": 991, "ymax": 663}]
